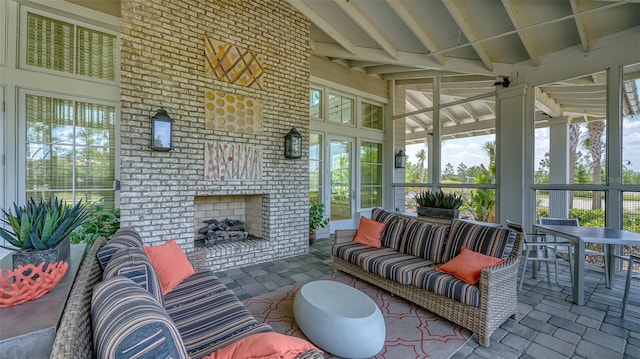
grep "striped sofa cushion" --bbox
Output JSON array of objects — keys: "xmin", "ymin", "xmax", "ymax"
[
  {"xmin": 163, "ymin": 270, "xmax": 273, "ymax": 359},
  {"xmin": 92, "ymin": 276, "xmax": 189, "ymax": 359},
  {"xmin": 371, "ymin": 208, "xmax": 408, "ymax": 250},
  {"xmin": 103, "ymin": 247, "xmax": 164, "ymax": 306},
  {"xmin": 97, "ymin": 227, "xmax": 144, "ymax": 269},
  {"xmin": 441, "ymin": 219, "xmax": 516, "ymax": 262},
  {"xmin": 398, "ymin": 219, "xmax": 449, "ymax": 263},
  {"xmin": 412, "ymin": 267, "xmax": 480, "ymax": 307},
  {"xmin": 333, "ymin": 242, "xmax": 431, "ymax": 285}
]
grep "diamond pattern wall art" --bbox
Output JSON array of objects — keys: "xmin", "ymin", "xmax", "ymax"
[
  {"xmin": 205, "ymin": 37, "xmax": 264, "ymax": 89},
  {"xmin": 204, "ymin": 142, "xmax": 263, "ymax": 181},
  {"xmin": 205, "ymin": 90, "xmax": 263, "ymax": 134}
]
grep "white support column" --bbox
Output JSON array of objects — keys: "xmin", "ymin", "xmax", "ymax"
[
  {"xmin": 548, "ymin": 116, "xmax": 571, "ymax": 218},
  {"xmin": 496, "ymin": 84, "xmax": 527, "ymax": 226}
]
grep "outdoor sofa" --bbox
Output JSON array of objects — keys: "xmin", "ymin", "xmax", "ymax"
[
  {"xmin": 333, "ymin": 208, "xmax": 524, "ymax": 347},
  {"xmin": 50, "ymin": 227, "xmax": 323, "ymax": 359}
]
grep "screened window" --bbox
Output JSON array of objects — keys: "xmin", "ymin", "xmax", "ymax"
[
  {"xmin": 310, "ymin": 88, "xmax": 323, "ymax": 119},
  {"xmin": 360, "ymin": 141, "xmax": 383, "ymax": 208},
  {"xmin": 328, "ymin": 93, "xmax": 354, "ymax": 125},
  {"xmin": 25, "ymin": 94, "xmax": 116, "ymax": 207},
  {"xmin": 25, "ymin": 11, "xmax": 117, "ymax": 81},
  {"xmin": 361, "ymin": 102, "xmax": 383, "ymax": 130}
]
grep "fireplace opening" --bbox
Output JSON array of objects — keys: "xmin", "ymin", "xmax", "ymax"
[
  {"xmin": 193, "ymin": 194, "xmax": 265, "ymax": 247},
  {"xmin": 196, "ymin": 218, "xmax": 263, "ymax": 246}
]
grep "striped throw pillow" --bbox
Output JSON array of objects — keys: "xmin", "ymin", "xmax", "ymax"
[{"xmin": 92, "ymin": 276, "xmax": 188, "ymax": 359}]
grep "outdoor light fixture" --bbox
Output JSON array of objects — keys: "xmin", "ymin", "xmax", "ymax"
[
  {"xmin": 284, "ymin": 127, "xmax": 302, "ymax": 159},
  {"xmin": 493, "ymin": 77, "xmax": 510, "ymax": 88},
  {"xmin": 395, "ymin": 150, "xmax": 406, "ymax": 169},
  {"xmin": 150, "ymin": 108, "xmax": 174, "ymax": 152}
]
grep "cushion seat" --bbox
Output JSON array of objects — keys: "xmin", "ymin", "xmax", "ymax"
[
  {"xmin": 412, "ymin": 267, "xmax": 480, "ymax": 307},
  {"xmin": 333, "ymin": 242, "xmax": 432, "ymax": 285},
  {"xmin": 163, "ymin": 270, "xmax": 273, "ymax": 359}
]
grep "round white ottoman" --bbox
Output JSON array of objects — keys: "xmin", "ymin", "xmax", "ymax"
[{"xmin": 293, "ymin": 280, "xmax": 385, "ymax": 359}]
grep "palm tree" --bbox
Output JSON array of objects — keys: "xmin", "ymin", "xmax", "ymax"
[
  {"xmin": 582, "ymin": 120, "xmax": 605, "ymax": 209},
  {"xmin": 569, "ymin": 123, "xmax": 581, "ymax": 208},
  {"xmin": 416, "ymin": 149, "xmax": 426, "ymax": 183}
]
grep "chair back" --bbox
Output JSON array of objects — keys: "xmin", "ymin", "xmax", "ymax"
[
  {"xmin": 539, "ymin": 217, "xmax": 579, "ymax": 226},
  {"xmin": 505, "ymin": 219, "xmax": 523, "ymax": 233}
]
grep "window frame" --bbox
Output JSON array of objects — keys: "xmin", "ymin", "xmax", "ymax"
[
  {"xmin": 17, "ymin": 88, "xmax": 120, "ymax": 206},
  {"xmin": 18, "ymin": 6, "xmax": 120, "ymax": 85},
  {"xmin": 327, "ymin": 91, "xmax": 356, "ymax": 127}
]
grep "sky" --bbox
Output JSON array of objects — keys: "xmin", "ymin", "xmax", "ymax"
[{"xmin": 405, "ymin": 114, "xmax": 640, "ymax": 174}]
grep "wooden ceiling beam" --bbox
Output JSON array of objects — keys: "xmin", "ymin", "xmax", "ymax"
[
  {"xmin": 442, "ymin": 0, "xmax": 494, "ymax": 72},
  {"xmin": 502, "ymin": 0, "xmax": 540, "ymax": 65}
]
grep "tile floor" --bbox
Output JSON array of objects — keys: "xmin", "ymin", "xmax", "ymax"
[{"xmin": 213, "ymin": 237, "xmax": 640, "ymax": 359}]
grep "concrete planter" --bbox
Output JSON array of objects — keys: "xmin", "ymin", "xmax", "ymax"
[
  {"xmin": 417, "ymin": 206, "xmax": 459, "ymax": 220},
  {"xmin": 12, "ymin": 237, "xmax": 71, "ymax": 269}
]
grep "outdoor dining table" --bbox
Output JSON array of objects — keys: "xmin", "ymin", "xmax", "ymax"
[{"xmin": 532, "ymin": 224, "xmax": 640, "ymax": 305}]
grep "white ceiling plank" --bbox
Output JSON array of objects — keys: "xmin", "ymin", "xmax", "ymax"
[
  {"xmin": 312, "ymin": 42, "xmax": 506, "ymax": 76},
  {"xmin": 287, "ymin": 0, "xmax": 357, "ymax": 54},
  {"xmin": 385, "ymin": 0, "xmax": 446, "ymax": 65},
  {"xmin": 334, "ymin": 0, "xmax": 399, "ymax": 60},
  {"xmin": 367, "ymin": 65, "xmax": 428, "ymax": 75},
  {"xmin": 535, "ymin": 87, "xmax": 563, "ymax": 117},
  {"xmin": 501, "ymin": 0, "xmax": 540, "ymax": 66},
  {"xmin": 442, "ymin": 0, "xmax": 494, "ymax": 72},
  {"xmin": 570, "ymin": 0, "xmax": 590, "ymax": 52}
]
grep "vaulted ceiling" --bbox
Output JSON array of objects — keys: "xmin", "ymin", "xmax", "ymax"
[
  {"xmin": 68, "ymin": 0, "xmax": 640, "ymax": 141},
  {"xmin": 289, "ymin": 0, "xmax": 640, "ymax": 141}
]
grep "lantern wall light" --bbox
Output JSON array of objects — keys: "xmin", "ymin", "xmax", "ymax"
[
  {"xmin": 150, "ymin": 108, "xmax": 174, "ymax": 152},
  {"xmin": 284, "ymin": 127, "xmax": 302, "ymax": 159},
  {"xmin": 395, "ymin": 150, "xmax": 406, "ymax": 168}
]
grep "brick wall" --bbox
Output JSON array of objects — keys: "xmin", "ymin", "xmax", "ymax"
[{"xmin": 119, "ymin": 0, "xmax": 311, "ymax": 270}]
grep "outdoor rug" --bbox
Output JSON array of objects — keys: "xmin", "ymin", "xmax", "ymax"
[{"xmin": 242, "ymin": 272, "xmax": 472, "ymax": 359}]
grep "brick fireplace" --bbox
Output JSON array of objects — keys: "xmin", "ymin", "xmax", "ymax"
[{"xmin": 118, "ymin": 0, "xmax": 312, "ymax": 271}]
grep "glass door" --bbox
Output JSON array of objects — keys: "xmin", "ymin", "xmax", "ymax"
[{"xmin": 329, "ymin": 136, "xmax": 356, "ymax": 231}]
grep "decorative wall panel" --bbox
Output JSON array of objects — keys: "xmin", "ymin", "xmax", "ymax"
[
  {"xmin": 205, "ymin": 90, "xmax": 263, "ymax": 134},
  {"xmin": 204, "ymin": 142, "xmax": 263, "ymax": 181},
  {"xmin": 204, "ymin": 37, "xmax": 264, "ymax": 89}
]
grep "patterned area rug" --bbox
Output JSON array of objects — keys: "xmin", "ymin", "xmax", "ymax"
[{"xmin": 243, "ymin": 272, "xmax": 471, "ymax": 359}]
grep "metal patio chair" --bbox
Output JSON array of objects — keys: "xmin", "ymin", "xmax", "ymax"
[{"xmin": 506, "ymin": 219, "xmax": 573, "ymax": 290}]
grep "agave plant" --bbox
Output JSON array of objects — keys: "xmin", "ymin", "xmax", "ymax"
[
  {"xmin": 0, "ymin": 197, "xmax": 90, "ymax": 251},
  {"xmin": 414, "ymin": 190, "xmax": 464, "ymax": 210}
]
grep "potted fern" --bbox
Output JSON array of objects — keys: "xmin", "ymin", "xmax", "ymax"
[
  {"xmin": 414, "ymin": 190, "xmax": 464, "ymax": 220},
  {"xmin": 0, "ymin": 197, "xmax": 89, "ymax": 268},
  {"xmin": 309, "ymin": 203, "xmax": 330, "ymax": 245}
]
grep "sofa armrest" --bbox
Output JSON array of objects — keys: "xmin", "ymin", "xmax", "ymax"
[
  {"xmin": 334, "ymin": 229, "xmax": 357, "ymax": 244},
  {"xmin": 478, "ymin": 256, "xmax": 521, "ymax": 311}
]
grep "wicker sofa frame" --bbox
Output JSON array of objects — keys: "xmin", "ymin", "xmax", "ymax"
[
  {"xmin": 333, "ymin": 218, "xmax": 524, "ymax": 347},
  {"xmin": 50, "ymin": 237, "xmax": 323, "ymax": 359}
]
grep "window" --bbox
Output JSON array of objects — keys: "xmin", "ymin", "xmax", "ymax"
[
  {"xmin": 361, "ymin": 102, "xmax": 383, "ymax": 130},
  {"xmin": 328, "ymin": 93, "xmax": 354, "ymax": 125},
  {"xmin": 309, "ymin": 133, "xmax": 323, "ymax": 204},
  {"xmin": 25, "ymin": 93, "xmax": 117, "ymax": 207},
  {"xmin": 360, "ymin": 141, "xmax": 382, "ymax": 208},
  {"xmin": 24, "ymin": 10, "xmax": 117, "ymax": 81},
  {"xmin": 310, "ymin": 88, "xmax": 323, "ymax": 119}
]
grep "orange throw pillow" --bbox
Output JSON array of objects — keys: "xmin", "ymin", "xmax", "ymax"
[
  {"xmin": 203, "ymin": 332, "xmax": 321, "ymax": 359},
  {"xmin": 143, "ymin": 239, "xmax": 195, "ymax": 295},
  {"xmin": 353, "ymin": 216, "xmax": 385, "ymax": 248},
  {"xmin": 437, "ymin": 246, "xmax": 505, "ymax": 284}
]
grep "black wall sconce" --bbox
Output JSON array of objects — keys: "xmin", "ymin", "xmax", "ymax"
[
  {"xmin": 395, "ymin": 150, "xmax": 406, "ymax": 168},
  {"xmin": 150, "ymin": 108, "xmax": 174, "ymax": 152},
  {"xmin": 284, "ymin": 127, "xmax": 303, "ymax": 159}
]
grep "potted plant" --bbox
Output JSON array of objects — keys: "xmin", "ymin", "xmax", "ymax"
[
  {"xmin": 414, "ymin": 190, "xmax": 464, "ymax": 220},
  {"xmin": 309, "ymin": 203, "xmax": 330, "ymax": 245},
  {"xmin": 0, "ymin": 197, "xmax": 89, "ymax": 268},
  {"xmin": 70, "ymin": 202, "xmax": 120, "ymax": 246}
]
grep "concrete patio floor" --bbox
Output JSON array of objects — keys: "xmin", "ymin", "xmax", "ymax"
[{"xmin": 213, "ymin": 237, "xmax": 640, "ymax": 359}]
